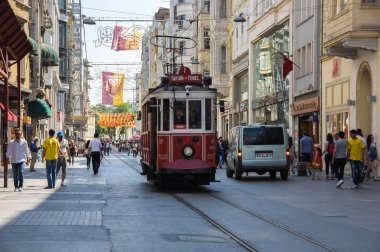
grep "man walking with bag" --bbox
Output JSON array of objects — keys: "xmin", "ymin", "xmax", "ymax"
[
  {"xmin": 6, "ymin": 128, "xmax": 31, "ymax": 192},
  {"xmin": 41, "ymin": 129, "xmax": 59, "ymax": 189}
]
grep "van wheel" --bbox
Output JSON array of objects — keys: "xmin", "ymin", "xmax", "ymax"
[
  {"xmin": 234, "ymin": 165, "xmax": 242, "ymax": 180},
  {"xmin": 226, "ymin": 166, "xmax": 234, "ymax": 178},
  {"xmin": 280, "ymin": 171, "xmax": 288, "ymax": 180},
  {"xmin": 269, "ymin": 171, "xmax": 276, "ymax": 178}
]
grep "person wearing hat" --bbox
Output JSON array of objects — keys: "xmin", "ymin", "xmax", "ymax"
[
  {"xmin": 29, "ymin": 137, "xmax": 40, "ymax": 172},
  {"xmin": 56, "ymin": 131, "xmax": 70, "ymax": 186},
  {"xmin": 347, "ymin": 129, "xmax": 366, "ymax": 189}
]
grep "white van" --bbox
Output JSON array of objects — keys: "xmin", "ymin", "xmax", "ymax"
[{"xmin": 226, "ymin": 124, "xmax": 290, "ymax": 180}]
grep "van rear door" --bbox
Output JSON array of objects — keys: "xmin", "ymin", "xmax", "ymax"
[{"xmin": 242, "ymin": 126, "xmax": 285, "ymax": 162}]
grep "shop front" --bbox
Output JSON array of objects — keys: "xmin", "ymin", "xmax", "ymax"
[
  {"xmin": 252, "ymin": 21, "xmax": 290, "ymax": 127},
  {"xmin": 291, "ymin": 97, "xmax": 320, "ymax": 144}
]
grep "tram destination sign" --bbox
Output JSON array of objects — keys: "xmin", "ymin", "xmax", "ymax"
[{"xmin": 167, "ymin": 74, "xmax": 203, "ymax": 84}]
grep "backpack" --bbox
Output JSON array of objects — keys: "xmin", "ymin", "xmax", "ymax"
[{"xmin": 327, "ymin": 142, "xmax": 334, "ymax": 154}]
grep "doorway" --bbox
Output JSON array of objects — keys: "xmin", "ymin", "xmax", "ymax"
[{"xmin": 356, "ymin": 63, "xmax": 372, "ymax": 136}]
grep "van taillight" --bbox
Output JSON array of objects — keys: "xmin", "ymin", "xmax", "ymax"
[
  {"xmin": 238, "ymin": 150, "xmax": 242, "ymax": 161},
  {"xmin": 286, "ymin": 148, "xmax": 290, "ymax": 160}
]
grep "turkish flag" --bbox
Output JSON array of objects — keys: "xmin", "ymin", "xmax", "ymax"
[{"xmin": 283, "ymin": 55, "xmax": 293, "ymax": 79}]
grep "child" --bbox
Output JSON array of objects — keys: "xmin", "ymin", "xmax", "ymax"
[{"xmin": 311, "ymin": 144, "xmax": 323, "ymax": 180}]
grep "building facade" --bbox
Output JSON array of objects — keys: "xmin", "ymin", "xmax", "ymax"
[
  {"xmin": 322, "ymin": 0, "xmax": 380, "ymax": 143},
  {"xmin": 291, "ymin": 0, "xmax": 322, "ymax": 151}
]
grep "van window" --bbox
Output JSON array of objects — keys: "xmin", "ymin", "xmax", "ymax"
[{"xmin": 243, "ymin": 127, "xmax": 284, "ymax": 145}]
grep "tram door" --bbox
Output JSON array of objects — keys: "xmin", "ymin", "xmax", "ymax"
[{"xmin": 149, "ymin": 98, "xmax": 157, "ymax": 168}]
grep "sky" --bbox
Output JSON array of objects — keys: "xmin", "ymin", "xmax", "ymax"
[{"xmin": 81, "ymin": 0, "xmax": 170, "ymax": 106}]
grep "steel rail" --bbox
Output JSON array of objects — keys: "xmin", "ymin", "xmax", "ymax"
[{"xmin": 209, "ymin": 194, "xmax": 336, "ymax": 252}]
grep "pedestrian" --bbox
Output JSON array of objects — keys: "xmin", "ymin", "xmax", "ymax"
[
  {"xmin": 68, "ymin": 140, "xmax": 76, "ymax": 165},
  {"xmin": 356, "ymin": 128, "xmax": 367, "ymax": 177},
  {"xmin": 347, "ymin": 129, "xmax": 366, "ymax": 189},
  {"xmin": 41, "ymin": 129, "xmax": 59, "ymax": 189},
  {"xmin": 332, "ymin": 131, "xmax": 347, "ymax": 188},
  {"xmin": 311, "ymin": 144, "xmax": 323, "ymax": 180},
  {"xmin": 300, "ymin": 132, "xmax": 314, "ymax": 175},
  {"xmin": 6, "ymin": 128, "xmax": 31, "ymax": 192},
  {"xmin": 289, "ymin": 137, "xmax": 297, "ymax": 174},
  {"xmin": 56, "ymin": 132, "xmax": 70, "ymax": 187},
  {"xmin": 365, "ymin": 134, "xmax": 379, "ymax": 181},
  {"xmin": 322, "ymin": 133, "xmax": 335, "ymax": 179},
  {"xmin": 132, "ymin": 142, "xmax": 138, "ymax": 157},
  {"xmin": 105, "ymin": 141, "xmax": 111, "ymax": 156},
  {"xmin": 85, "ymin": 140, "xmax": 91, "ymax": 169},
  {"xmin": 216, "ymin": 137, "xmax": 225, "ymax": 168},
  {"xmin": 29, "ymin": 137, "xmax": 39, "ymax": 172},
  {"xmin": 88, "ymin": 133, "xmax": 102, "ymax": 175}
]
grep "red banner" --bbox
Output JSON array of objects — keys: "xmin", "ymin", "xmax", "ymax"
[{"xmin": 102, "ymin": 71, "xmax": 124, "ymax": 106}]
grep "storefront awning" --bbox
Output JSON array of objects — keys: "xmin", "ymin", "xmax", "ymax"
[
  {"xmin": 0, "ymin": 1, "xmax": 31, "ymax": 60},
  {"xmin": 0, "ymin": 102, "xmax": 17, "ymax": 122},
  {"xmin": 28, "ymin": 37, "xmax": 38, "ymax": 56},
  {"xmin": 28, "ymin": 98, "xmax": 52, "ymax": 119},
  {"xmin": 41, "ymin": 43, "xmax": 59, "ymax": 66}
]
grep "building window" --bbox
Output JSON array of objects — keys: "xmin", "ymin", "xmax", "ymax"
[
  {"xmin": 179, "ymin": 0, "xmax": 184, "ymax": 3},
  {"xmin": 331, "ymin": 0, "xmax": 348, "ymax": 17},
  {"xmin": 235, "ymin": 71, "xmax": 248, "ymax": 102},
  {"xmin": 220, "ymin": 0, "xmax": 227, "ymax": 18},
  {"xmin": 295, "ymin": 0, "xmax": 314, "ymax": 25},
  {"xmin": 204, "ymin": 28, "xmax": 210, "ymax": 49},
  {"xmin": 326, "ymin": 82, "xmax": 349, "ymax": 108},
  {"xmin": 176, "ymin": 15, "xmax": 185, "ymax": 29},
  {"xmin": 326, "ymin": 112, "xmax": 349, "ymax": 137},
  {"xmin": 58, "ymin": 0, "xmax": 66, "ymax": 13},
  {"xmin": 59, "ymin": 21, "xmax": 67, "ymax": 48},
  {"xmin": 203, "ymin": 0, "xmax": 210, "ymax": 13},
  {"xmin": 295, "ymin": 43, "xmax": 313, "ymax": 78},
  {"xmin": 220, "ymin": 45, "xmax": 227, "ymax": 74}
]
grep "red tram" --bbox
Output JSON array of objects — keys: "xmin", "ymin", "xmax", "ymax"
[{"xmin": 139, "ymin": 66, "xmax": 218, "ymax": 186}]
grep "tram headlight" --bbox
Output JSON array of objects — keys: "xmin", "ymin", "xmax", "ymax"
[{"xmin": 182, "ymin": 145, "xmax": 194, "ymax": 158}]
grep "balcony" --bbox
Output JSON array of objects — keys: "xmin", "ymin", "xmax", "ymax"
[{"xmin": 323, "ymin": 2, "xmax": 380, "ymax": 59}]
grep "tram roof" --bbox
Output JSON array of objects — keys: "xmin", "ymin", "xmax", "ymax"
[{"xmin": 148, "ymin": 84, "xmax": 217, "ymax": 94}]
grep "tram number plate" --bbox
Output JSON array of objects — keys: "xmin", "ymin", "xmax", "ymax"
[{"xmin": 256, "ymin": 152, "xmax": 273, "ymax": 158}]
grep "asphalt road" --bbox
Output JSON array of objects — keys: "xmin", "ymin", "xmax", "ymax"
[{"xmin": 0, "ymin": 152, "xmax": 379, "ymax": 252}]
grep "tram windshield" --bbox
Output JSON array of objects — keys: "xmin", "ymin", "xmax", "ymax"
[{"xmin": 160, "ymin": 99, "xmax": 213, "ymax": 131}]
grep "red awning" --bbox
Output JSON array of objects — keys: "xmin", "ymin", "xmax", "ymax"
[
  {"xmin": 0, "ymin": 102, "xmax": 17, "ymax": 122},
  {"xmin": 0, "ymin": 1, "xmax": 31, "ymax": 60}
]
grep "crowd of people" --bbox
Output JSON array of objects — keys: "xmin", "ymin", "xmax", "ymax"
[
  {"xmin": 5, "ymin": 129, "xmax": 104, "ymax": 192},
  {"xmin": 295, "ymin": 128, "xmax": 379, "ymax": 189}
]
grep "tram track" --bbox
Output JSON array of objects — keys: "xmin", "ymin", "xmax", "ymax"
[{"xmin": 114, "ymin": 153, "xmax": 336, "ymax": 252}]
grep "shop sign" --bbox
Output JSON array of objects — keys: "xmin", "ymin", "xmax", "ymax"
[
  {"xmin": 291, "ymin": 97, "xmax": 320, "ymax": 116},
  {"xmin": 23, "ymin": 116, "xmax": 31, "ymax": 124},
  {"xmin": 252, "ymin": 90, "xmax": 289, "ymax": 110}
]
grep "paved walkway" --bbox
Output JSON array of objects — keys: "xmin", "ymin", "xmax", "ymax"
[{"xmin": 0, "ymin": 157, "xmax": 111, "ymax": 252}]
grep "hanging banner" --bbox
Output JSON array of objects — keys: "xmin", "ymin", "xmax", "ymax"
[
  {"xmin": 111, "ymin": 26, "xmax": 142, "ymax": 51},
  {"xmin": 97, "ymin": 112, "xmax": 135, "ymax": 128},
  {"xmin": 102, "ymin": 71, "xmax": 124, "ymax": 106}
]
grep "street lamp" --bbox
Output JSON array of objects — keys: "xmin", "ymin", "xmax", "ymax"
[
  {"xmin": 233, "ymin": 13, "xmax": 246, "ymax": 23},
  {"xmin": 82, "ymin": 17, "xmax": 96, "ymax": 25}
]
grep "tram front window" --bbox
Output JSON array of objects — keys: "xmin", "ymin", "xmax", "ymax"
[
  {"xmin": 189, "ymin": 100, "xmax": 202, "ymax": 129},
  {"xmin": 174, "ymin": 101, "xmax": 186, "ymax": 129}
]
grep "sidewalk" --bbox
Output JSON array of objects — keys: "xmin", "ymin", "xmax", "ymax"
[{"xmin": 0, "ymin": 157, "xmax": 111, "ymax": 252}]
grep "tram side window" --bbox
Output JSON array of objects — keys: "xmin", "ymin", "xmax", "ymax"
[
  {"xmin": 189, "ymin": 100, "xmax": 202, "ymax": 129},
  {"xmin": 205, "ymin": 99, "xmax": 212, "ymax": 130},
  {"xmin": 157, "ymin": 100, "xmax": 161, "ymax": 131},
  {"xmin": 163, "ymin": 99, "xmax": 170, "ymax": 131},
  {"xmin": 173, "ymin": 101, "xmax": 187, "ymax": 129}
]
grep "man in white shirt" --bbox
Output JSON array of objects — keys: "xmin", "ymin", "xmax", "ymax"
[
  {"xmin": 6, "ymin": 128, "xmax": 31, "ymax": 192},
  {"xmin": 88, "ymin": 133, "xmax": 102, "ymax": 174},
  {"xmin": 56, "ymin": 132, "xmax": 70, "ymax": 186}
]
